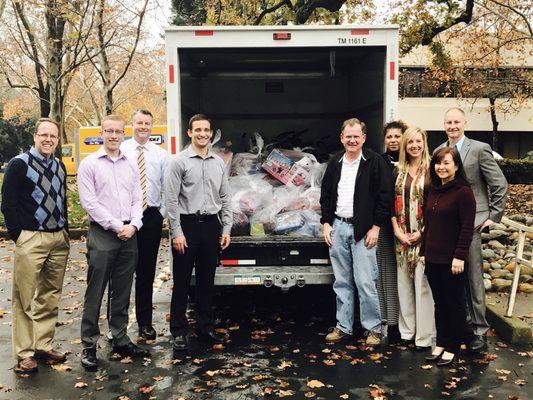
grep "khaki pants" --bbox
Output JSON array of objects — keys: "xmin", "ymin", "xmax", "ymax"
[
  {"xmin": 12, "ymin": 230, "xmax": 69, "ymax": 360},
  {"xmin": 397, "ymin": 262, "xmax": 436, "ymax": 347}
]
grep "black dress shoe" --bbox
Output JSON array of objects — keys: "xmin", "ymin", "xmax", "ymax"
[
  {"xmin": 398, "ymin": 339, "xmax": 414, "ymax": 346},
  {"xmin": 197, "ymin": 330, "xmax": 226, "ymax": 344},
  {"xmin": 437, "ymin": 354, "xmax": 457, "ymax": 367},
  {"xmin": 111, "ymin": 342, "xmax": 150, "ymax": 359},
  {"xmin": 81, "ymin": 349, "xmax": 98, "ymax": 369},
  {"xmin": 415, "ymin": 345, "xmax": 432, "ymax": 352},
  {"xmin": 468, "ymin": 335, "xmax": 488, "ymax": 353},
  {"xmin": 172, "ymin": 334, "xmax": 189, "ymax": 351},
  {"xmin": 139, "ymin": 326, "xmax": 157, "ymax": 341},
  {"xmin": 425, "ymin": 350, "xmax": 445, "ymax": 362}
]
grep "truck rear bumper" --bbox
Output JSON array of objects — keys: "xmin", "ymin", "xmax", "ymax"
[{"xmin": 192, "ymin": 265, "xmax": 334, "ymax": 290}]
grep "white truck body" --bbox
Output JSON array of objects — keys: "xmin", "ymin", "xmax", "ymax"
[{"xmin": 164, "ymin": 25, "xmax": 399, "ymax": 290}]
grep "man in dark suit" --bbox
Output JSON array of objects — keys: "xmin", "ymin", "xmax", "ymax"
[{"xmin": 435, "ymin": 107, "xmax": 507, "ymax": 352}]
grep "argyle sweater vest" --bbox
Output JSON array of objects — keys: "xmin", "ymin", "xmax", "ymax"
[{"xmin": 1, "ymin": 150, "xmax": 68, "ymax": 241}]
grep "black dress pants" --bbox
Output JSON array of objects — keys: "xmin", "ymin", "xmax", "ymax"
[
  {"xmin": 135, "ymin": 207, "xmax": 163, "ymax": 328},
  {"xmin": 425, "ymin": 261, "xmax": 467, "ymax": 355},
  {"xmin": 170, "ymin": 216, "xmax": 221, "ymax": 337}
]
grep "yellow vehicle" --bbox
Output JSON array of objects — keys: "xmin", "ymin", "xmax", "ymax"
[{"xmin": 61, "ymin": 125, "xmax": 167, "ymax": 175}]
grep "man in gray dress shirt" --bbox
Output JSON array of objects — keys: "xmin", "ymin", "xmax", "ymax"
[
  {"xmin": 436, "ymin": 107, "xmax": 507, "ymax": 353},
  {"xmin": 165, "ymin": 114, "xmax": 232, "ymax": 352}
]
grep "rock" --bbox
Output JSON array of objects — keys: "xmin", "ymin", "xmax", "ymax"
[
  {"xmin": 504, "ymin": 274, "xmax": 515, "ymax": 280},
  {"xmin": 520, "ymin": 265, "xmax": 533, "ymax": 276},
  {"xmin": 482, "ymin": 249, "xmax": 496, "ymax": 260},
  {"xmin": 519, "ymin": 274, "xmax": 533, "ymax": 283},
  {"xmin": 483, "ymin": 273, "xmax": 491, "ymax": 280},
  {"xmin": 504, "ymin": 253, "xmax": 516, "ymax": 259},
  {"xmin": 488, "ymin": 240, "xmax": 505, "ymax": 249},
  {"xmin": 527, "ymin": 216, "xmax": 533, "ymax": 226},
  {"xmin": 518, "ymin": 283, "xmax": 533, "ymax": 293},
  {"xmin": 491, "ymin": 222, "xmax": 507, "ymax": 231},
  {"xmin": 484, "ymin": 279, "xmax": 492, "ymax": 291},
  {"xmin": 496, "ymin": 259, "xmax": 506, "ymax": 265},
  {"xmin": 488, "ymin": 229, "xmax": 508, "ymax": 239},
  {"xmin": 509, "ymin": 214, "xmax": 526, "ymax": 224},
  {"xmin": 492, "ymin": 278, "xmax": 512, "ymax": 292},
  {"xmin": 490, "ymin": 269, "xmax": 510, "ymax": 279},
  {"xmin": 497, "ymin": 249, "xmax": 506, "ymax": 257},
  {"xmin": 505, "ymin": 262, "xmax": 516, "ymax": 273},
  {"xmin": 483, "ymin": 262, "xmax": 491, "ymax": 272},
  {"xmin": 491, "ymin": 262, "xmax": 502, "ymax": 269},
  {"xmin": 510, "ymin": 232, "xmax": 519, "ymax": 240}
]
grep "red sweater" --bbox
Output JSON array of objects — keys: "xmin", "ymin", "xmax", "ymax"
[{"xmin": 420, "ymin": 180, "xmax": 476, "ymax": 264}]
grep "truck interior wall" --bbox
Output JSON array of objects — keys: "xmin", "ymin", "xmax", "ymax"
[{"xmin": 178, "ymin": 47, "xmax": 386, "ymax": 155}]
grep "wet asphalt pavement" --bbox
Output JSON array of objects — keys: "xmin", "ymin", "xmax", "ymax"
[{"xmin": 0, "ymin": 238, "xmax": 531, "ymax": 400}]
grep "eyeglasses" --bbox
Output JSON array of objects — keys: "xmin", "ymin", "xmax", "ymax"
[
  {"xmin": 103, "ymin": 129, "xmax": 124, "ymax": 135},
  {"xmin": 35, "ymin": 133, "xmax": 59, "ymax": 140}
]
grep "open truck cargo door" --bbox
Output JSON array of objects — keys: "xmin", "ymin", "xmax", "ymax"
[{"xmin": 164, "ymin": 25, "xmax": 399, "ymax": 289}]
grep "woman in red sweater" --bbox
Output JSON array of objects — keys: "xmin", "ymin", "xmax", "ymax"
[{"xmin": 419, "ymin": 147, "xmax": 476, "ymax": 367}]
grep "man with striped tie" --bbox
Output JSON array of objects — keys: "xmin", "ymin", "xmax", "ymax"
[
  {"xmin": 78, "ymin": 114, "xmax": 148, "ymax": 369},
  {"xmin": 121, "ymin": 109, "xmax": 168, "ymax": 341}
]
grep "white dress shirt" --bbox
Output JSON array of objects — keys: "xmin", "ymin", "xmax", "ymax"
[
  {"xmin": 121, "ymin": 137, "xmax": 168, "ymax": 216},
  {"xmin": 335, "ymin": 153, "xmax": 364, "ymax": 218}
]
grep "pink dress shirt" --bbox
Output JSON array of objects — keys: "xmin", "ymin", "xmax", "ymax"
[{"xmin": 77, "ymin": 147, "xmax": 143, "ymax": 232}]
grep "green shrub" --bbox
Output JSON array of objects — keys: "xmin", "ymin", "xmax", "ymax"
[{"xmin": 497, "ymin": 159, "xmax": 533, "ymax": 184}]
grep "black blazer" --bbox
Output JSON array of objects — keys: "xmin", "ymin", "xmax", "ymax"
[{"xmin": 320, "ymin": 148, "xmax": 392, "ymax": 242}]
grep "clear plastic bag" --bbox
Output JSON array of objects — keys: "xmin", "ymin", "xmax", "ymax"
[{"xmin": 230, "ymin": 132, "xmax": 264, "ymax": 176}]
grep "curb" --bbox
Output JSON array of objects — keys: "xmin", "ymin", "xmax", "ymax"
[{"xmin": 486, "ymin": 303, "xmax": 533, "ymax": 344}]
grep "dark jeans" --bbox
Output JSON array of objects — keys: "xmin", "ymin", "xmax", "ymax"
[
  {"xmin": 425, "ymin": 261, "xmax": 467, "ymax": 355},
  {"xmin": 135, "ymin": 207, "xmax": 163, "ymax": 327},
  {"xmin": 170, "ymin": 216, "xmax": 221, "ymax": 337},
  {"xmin": 81, "ymin": 223, "xmax": 137, "ymax": 350}
]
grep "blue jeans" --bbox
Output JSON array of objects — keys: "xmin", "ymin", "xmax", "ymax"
[{"xmin": 330, "ymin": 219, "xmax": 382, "ymax": 334}]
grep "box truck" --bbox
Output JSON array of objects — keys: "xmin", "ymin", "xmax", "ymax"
[{"xmin": 164, "ymin": 25, "xmax": 399, "ymax": 290}]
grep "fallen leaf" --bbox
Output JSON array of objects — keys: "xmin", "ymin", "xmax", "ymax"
[
  {"xmin": 263, "ymin": 386, "xmax": 274, "ymax": 396},
  {"xmin": 51, "ymin": 364, "xmax": 72, "ymax": 372},
  {"xmin": 118, "ymin": 396, "xmax": 130, "ymax": 400},
  {"xmin": 420, "ymin": 364, "xmax": 433, "ymax": 370},
  {"xmin": 277, "ymin": 360, "xmax": 292, "ymax": 370},
  {"xmin": 138, "ymin": 385, "xmax": 154, "ymax": 394},
  {"xmin": 368, "ymin": 353, "xmax": 383, "ymax": 361},
  {"xmin": 253, "ymin": 374, "xmax": 269, "ymax": 381},
  {"xmin": 153, "ymin": 376, "xmax": 164, "ymax": 381},
  {"xmin": 305, "ymin": 391, "xmax": 316, "ymax": 398},
  {"xmin": 212, "ymin": 343, "xmax": 225, "ymax": 350},
  {"xmin": 307, "ymin": 380, "xmax": 325, "ymax": 389},
  {"xmin": 323, "ymin": 359, "xmax": 335, "ymax": 366},
  {"xmin": 0, "ymin": 309, "xmax": 4, "ymax": 318},
  {"xmin": 74, "ymin": 382, "xmax": 88, "ymax": 388},
  {"xmin": 514, "ymin": 379, "xmax": 526, "ymax": 386},
  {"xmin": 278, "ymin": 389, "xmax": 295, "ymax": 397},
  {"xmin": 340, "ymin": 394, "xmax": 349, "ymax": 399},
  {"xmin": 120, "ymin": 357, "xmax": 133, "ymax": 364}
]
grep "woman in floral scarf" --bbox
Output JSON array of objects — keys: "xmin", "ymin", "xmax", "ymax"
[{"xmin": 391, "ymin": 127, "xmax": 435, "ymax": 350}]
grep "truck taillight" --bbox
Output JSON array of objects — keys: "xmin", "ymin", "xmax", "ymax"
[
  {"xmin": 273, "ymin": 32, "xmax": 291, "ymax": 40},
  {"xmin": 351, "ymin": 29, "xmax": 369, "ymax": 35}
]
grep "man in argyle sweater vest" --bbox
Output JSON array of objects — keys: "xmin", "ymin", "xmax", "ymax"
[{"xmin": 1, "ymin": 118, "xmax": 70, "ymax": 373}]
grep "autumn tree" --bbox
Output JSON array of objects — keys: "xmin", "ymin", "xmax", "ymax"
[
  {"xmin": 0, "ymin": 0, "xmax": 103, "ymax": 143},
  {"xmin": 393, "ymin": 0, "xmax": 532, "ymax": 151},
  {"xmin": 171, "ymin": 0, "xmax": 377, "ymax": 25}
]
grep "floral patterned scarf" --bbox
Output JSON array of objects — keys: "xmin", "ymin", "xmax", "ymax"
[{"xmin": 394, "ymin": 167, "xmax": 426, "ymax": 278}]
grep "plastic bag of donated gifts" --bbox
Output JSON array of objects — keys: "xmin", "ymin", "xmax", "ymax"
[
  {"xmin": 273, "ymin": 211, "xmax": 305, "ymax": 234},
  {"xmin": 209, "ymin": 129, "xmax": 234, "ymax": 175},
  {"xmin": 262, "ymin": 149, "xmax": 317, "ymax": 186},
  {"xmin": 288, "ymin": 210, "xmax": 323, "ymax": 237},
  {"xmin": 230, "ymin": 132, "xmax": 264, "ymax": 176},
  {"xmin": 231, "ymin": 212, "xmax": 249, "ymax": 236},
  {"xmin": 229, "ymin": 174, "xmax": 272, "ymax": 215}
]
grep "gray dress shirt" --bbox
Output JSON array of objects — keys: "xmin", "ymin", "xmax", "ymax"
[{"xmin": 165, "ymin": 146, "xmax": 232, "ymax": 238}]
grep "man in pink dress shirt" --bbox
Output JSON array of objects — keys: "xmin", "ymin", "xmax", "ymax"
[{"xmin": 77, "ymin": 114, "xmax": 148, "ymax": 369}]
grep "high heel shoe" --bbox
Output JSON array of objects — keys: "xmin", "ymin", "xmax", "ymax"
[
  {"xmin": 437, "ymin": 354, "xmax": 457, "ymax": 367},
  {"xmin": 425, "ymin": 349, "xmax": 444, "ymax": 362}
]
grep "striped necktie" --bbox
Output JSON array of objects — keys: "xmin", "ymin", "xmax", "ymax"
[{"xmin": 137, "ymin": 145, "xmax": 148, "ymax": 211}]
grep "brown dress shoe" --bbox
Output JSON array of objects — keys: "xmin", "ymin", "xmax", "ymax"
[
  {"xmin": 17, "ymin": 357, "xmax": 38, "ymax": 373},
  {"xmin": 34, "ymin": 349, "xmax": 67, "ymax": 364}
]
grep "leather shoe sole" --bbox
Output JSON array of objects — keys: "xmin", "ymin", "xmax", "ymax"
[
  {"xmin": 34, "ymin": 350, "xmax": 67, "ymax": 364},
  {"xmin": 425, "ymin": 352, "xmax": 444, "ymax": 362}
]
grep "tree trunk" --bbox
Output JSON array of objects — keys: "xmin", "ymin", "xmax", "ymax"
[{"xmin": 489, "ymin": 97, "xmax": 499, "ymax": 152}]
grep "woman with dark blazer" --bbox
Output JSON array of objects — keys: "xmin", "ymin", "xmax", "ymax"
[{"xmin": 419, "ymin": 147, "xmax": 476, "ymax": 366}]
